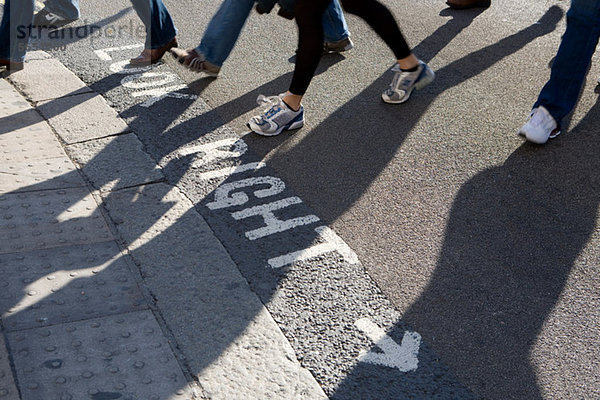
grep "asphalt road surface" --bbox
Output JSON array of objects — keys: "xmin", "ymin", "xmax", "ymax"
[{"xmin": 17, "ymin": 0, "xmax": 600, "ymax": 398}]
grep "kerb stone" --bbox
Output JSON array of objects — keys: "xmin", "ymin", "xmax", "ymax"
[
  {"xmin": 38, "ymin": 92, "xmax": 130, "ymax": 144},
  {"xmin": 66, "ymin": 134, "xmax": 164, "ymax": 192},
  {"xmin": 101, "ymin": 183, "xmax": 327, "ymax": 400},
  {"xmin": 7, "ymin": 59, "xmax": 92, "ymax": 102}
]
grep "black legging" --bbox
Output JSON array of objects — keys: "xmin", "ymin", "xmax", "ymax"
[{"xmin": 290, "ymin": 0, "xmax": 412, "ymax": 96}]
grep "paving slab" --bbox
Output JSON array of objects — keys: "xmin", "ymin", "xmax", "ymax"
[
  {"xmin": 66, "ymin": 134, "xmax": 164, "ymax": 192},
  {"xmin": 0, "ymin": 121, "xmax": 64, "ymax": 163},
  {"xmin": 7, "ymin": 59, "xmax": 92, "ymax": 103},
  {"xmin": 0, "ymin": 241, "xmax": 147, "ymax": 331},
  {"xmin": 7, "ymin": 311, "xmax": 196, "ymax": 400},
  {"xmin": 101, "ymin": 183, "xmax": 327, "ymax": 400},
  {"xmin": 0, "ymin": 158, "xmax": 86, "ymax": 194},
  {"xmin": 0, "ymin": 334, "xmax": 19, "ymax": 400},
  {"xmin": 0, "ymin": 188, "xmax": 113, "ymax": 254},
  {"xmin": 0, "ymin": 82, "xmax": 86, "ymax": 193},
  {"xmin": 38, "ymin": 92, "xmax": 130, "ymax": 144},
  {"xmin": 0, "ymin": 79, "xmax": 46, "ymax": 136}
]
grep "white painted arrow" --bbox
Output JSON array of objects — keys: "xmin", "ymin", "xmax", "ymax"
[{"xmin": 354, "ymin": 318, "xmax": 421, "ymax": 372}]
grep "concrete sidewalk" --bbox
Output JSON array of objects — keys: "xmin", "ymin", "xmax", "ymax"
[{"xmin": 0, "ymin": 52, "xmax": 325, "ymax": 400}]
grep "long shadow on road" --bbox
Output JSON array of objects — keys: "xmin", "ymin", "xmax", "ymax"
[
  {"xmin": 253, "ymin": 5, "xmax": 568, "ymax": 400},
  {"xmin": 0, "ymin": 4, "xmax": 573, "ymax": 399},
  {"xmin": 401, "ymin": 96, "xmax": 600, "ymax": 399},
  {"xmin": 261, "ymin": 6, "xmax": 563, "ymax": 225}
]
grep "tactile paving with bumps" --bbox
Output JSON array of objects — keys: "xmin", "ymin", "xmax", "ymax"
[
  {"xmin": 0, "ymin": 188, "xmax": 112, "ymax": 254},
  {"xmin": 0, "ymin": 79, "xmax": 44, "ymax": 134},
  {"xmin": 0, "ymin": 158, "xmax": 85, "ymax": 194},
  {"xmin": 7, "ymin": 311, "xmax": 194, "ymax": 400},
  {"xmin": 0, "ymin": 242, "xmax": 147, "ymax": 331},
  {"xmin": 0, "ymin": 120, "xmax": 64, "ymax": 163}
]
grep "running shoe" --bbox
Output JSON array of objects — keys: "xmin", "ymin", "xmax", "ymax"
[
  {"xmin": 248, "ymin": 98, "xmax": 304, "ymax": 136},
  {"xmin": 381, "ymin": 60, "xmax": 435, "ymax": 104},
  {"xmin": 517, "ymin": 106, "xmax": 561, "ymax": 144}
]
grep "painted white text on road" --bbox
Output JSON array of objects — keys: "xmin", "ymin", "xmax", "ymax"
[{"xmin": 355, "ymin": 318, "xmax": 421, "ymax": 372}]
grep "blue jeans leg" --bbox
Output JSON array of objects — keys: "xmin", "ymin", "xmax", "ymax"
[
  {"xmin": 534, "ymin": 0, "xmax": 600, "ymax": 126},
  {"xmin": 0, "ymin": 0, "xmax": 34, "ymax": 62},
  {"xmin": 43, "ymin": 0, "xmax": 80, "ymax": 20},
  {"xmin": 322, "ymin": 0, "xmax": 349, "ymax": 43},
  {"xmin": 130, "ymin": 0, "xmax": 177, "ymax": 49},
  {"xmin": 196, "ymin": 0, "xmax": 254, "ymax": 67},
  {"xmin": 196, "ymin": 0, "xmax": 350, "ymax": 67}
]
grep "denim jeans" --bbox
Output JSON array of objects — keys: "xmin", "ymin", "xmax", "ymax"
[
  {"xmin": 534, "ymin": 0, "xmax": 600, "ymax": 127},
  {"xmin": 41, "ymin": 0, "xmax": 175, "ymax": 49},
  {"xmin": 322, "ymin": 0, "xmax": 349, "ymax": 42},
  {"xmin": 0, "ymin": 0, "xmax": 35, "ymax": 62},
  {"xmin": 130, "ymin": 0, "xmax": 177, "ymax": 49},
  {"xmin": 197, "ymin": 0, "xmax": 349, "ymax": 67},
  {"xmin": 44, "ymin": 0, "xmax": 80, "ymax": 20}
]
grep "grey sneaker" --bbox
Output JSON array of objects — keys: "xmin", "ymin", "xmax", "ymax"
[
  {"xmin": 517, "ymin": 106, "xmax": 561, "ymax": 144},
  {"xmin": 170, "ymin": 48, "xmax": 220, "ymax": 77},
  {"xmin": 248, "ymin": 97, "xmax": 304, "ymax": 136},
  {"xmin": 381, "ymin": 61, "xmax": 435, "ymax": 104},
  {"xmin": 323, "ymin": 37, "xmax": 354, "ymax": 54}
]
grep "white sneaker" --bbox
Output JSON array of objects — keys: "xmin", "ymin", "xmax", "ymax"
[
  {"xmin": 517, "ymin": 106, "xmax": 561, "ymax": 144},
  {"xmin": 248, "ymin": 97, "xmax": 304, "ymax": 136},
  {"xmin": 381, "ymin": 60, "xmax": 435, "ymax": 104}
]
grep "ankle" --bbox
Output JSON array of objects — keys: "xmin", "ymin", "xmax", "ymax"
[
  {"xmin": 282, "ymin": 94, "xmax": 302, "ymax": 112},
  {"xmin": 400, "ymin": 64, "xmax": 419, "ymax": 72},
  {"xmin": 397, "ymin": 54, "xmax": 420, "ymax": 71}
]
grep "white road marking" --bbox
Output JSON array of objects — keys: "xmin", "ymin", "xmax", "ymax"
[
  {"xmin": 95, "ymin": 45, "xmax": 198, "ymax": 107},
  {"xmin": 93, "ymin": 46, "xmax": 362, "ymax": 277},
  {"xmin": 109, "ymin": 59, "xmax": 152, "ymax": 74},
  {"xmin": 121, "ymin": 72, "xmax": 197, "ymax": 107},
  {"xmin": 132, "ymin": 85, "xmax": 195, "ymax": 107},
  {"xmin": 267, "ymin": 226, "xmax": 359, "ymax": 268},
  {"xmin": 232, "ymin": 197, "xmax": 320, "ymax": 240},
  {"xmin": 94, "ymin": 44, "xmax": 143, "ymax": 62},
  {"xmin": 195, "ymin": 161, "xmax": 266, "ymax": 181},
  {"xmin": 354, "ymin": 318, "xmax": 421, "ymax": 372},
  {"xmin": 206, "ymin": 176, "xmax": 286, "ymax": 210},
  {"xmin": 178, "ymin": 138, "xmax": 247, "ymax": 163},
  {"xmin": 121, "ymin": 71, "xmax": 177, "ymax": 89},
  {"xmin": 179, "ymin": 138, "xmax": 265, "ymax": 180}
]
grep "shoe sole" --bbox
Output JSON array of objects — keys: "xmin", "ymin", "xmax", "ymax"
[
  {"xmin": 249, "ymin": 119, "xmax": 305, "ymax": 137},
  {"xmin": 382, "ymin": 67, "xmax": 435, "ymax": 104}
]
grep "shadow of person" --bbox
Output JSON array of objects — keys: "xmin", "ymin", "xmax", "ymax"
[
  {"xmin": 125, "ymin": 54, "xmax": 347, "ymax": 164},
  {"xmin": 416, "ymin": 6, "xmax": 488, "ymax": 63},
  {"xmin": 258, "ymin": 6, "xmax": 564, "ymax": 225},
  {"xmin": 399, "ymin": 96, "xmax": 600, "ymax": 399},
  {"xmin": 0, "ymin": 147, "xmax": 267, "ymax": 398}
]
